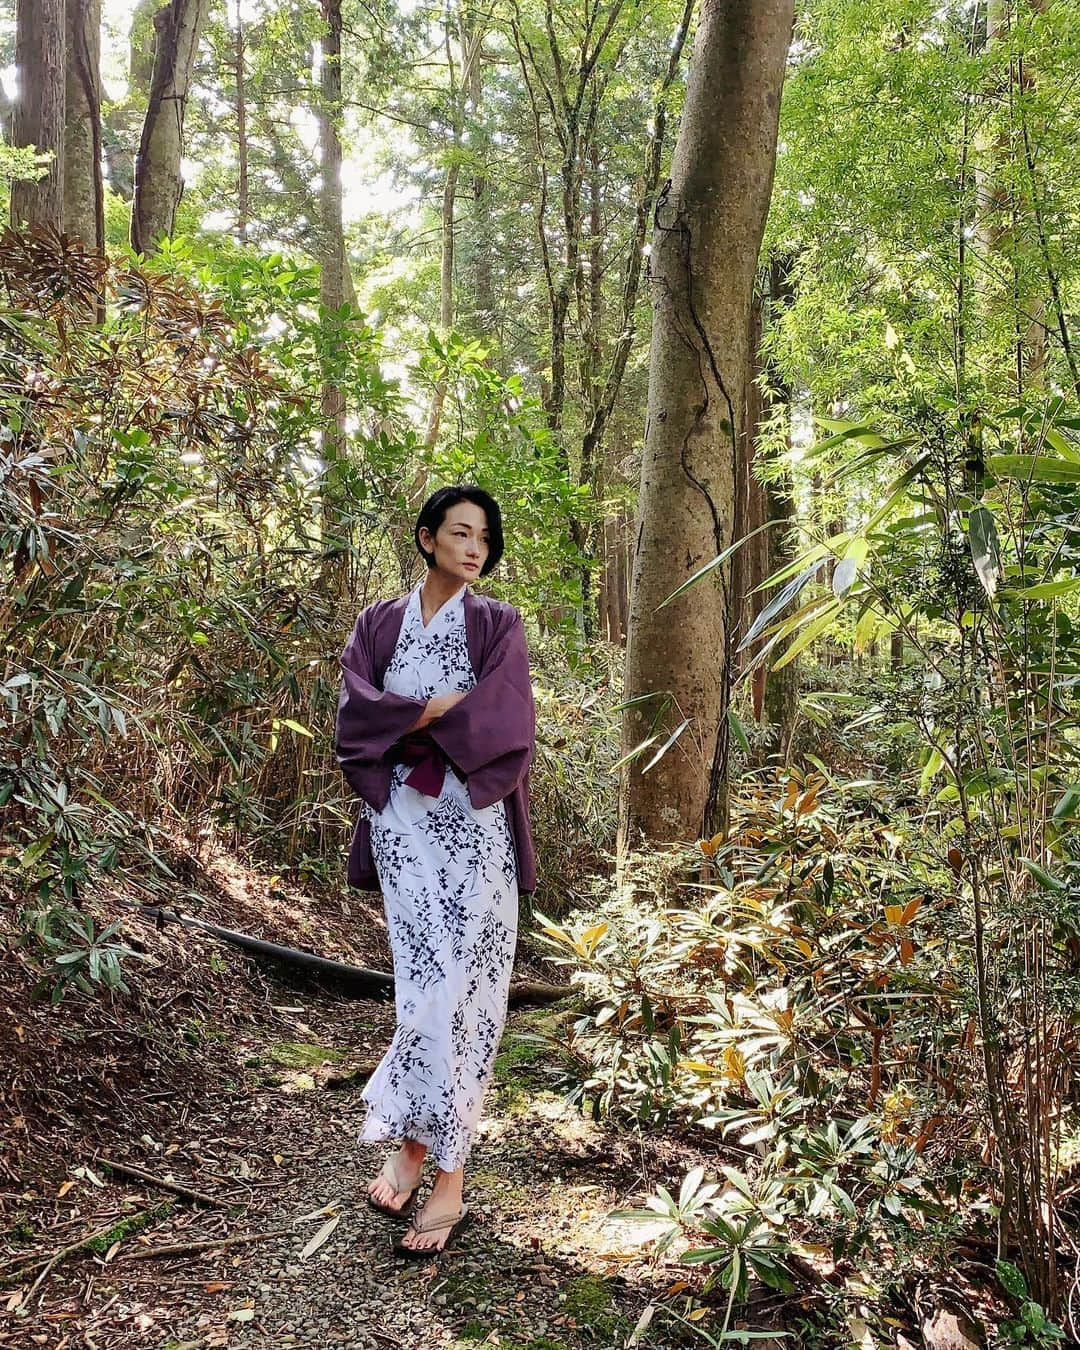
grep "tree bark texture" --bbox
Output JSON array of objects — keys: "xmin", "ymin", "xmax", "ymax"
[
  {"xmin": 63, "ymin": 0, "xmax": 104, "ymax": 252},
  {"xmin": 317, "ymin": 0, "xmax": 349, "ymax": 591},
  {"xmin": 619, "ymin": 0, "xmax": 793, "ymax": 853},
  {"xmin": 11, "ymin": 0, "xmax": 66, "ymax": 231},
  {"xmin": 131, "ymin": 0, "xmax": 210, "ymax": 254}
]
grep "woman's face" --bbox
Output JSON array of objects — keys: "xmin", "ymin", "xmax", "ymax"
[{"xmin": 421, "ymin": 501, "xmax": 491, "ymax": 583}]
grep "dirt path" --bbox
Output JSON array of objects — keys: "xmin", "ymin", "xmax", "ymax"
[{"xmin": 2, "ymin": 980, "xmax": 717, "ymax": 1349}]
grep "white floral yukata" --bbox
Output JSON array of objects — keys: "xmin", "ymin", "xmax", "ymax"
[{"xmin": 360, "ymin": 581, "xmax": 519, "ymax": 1172}]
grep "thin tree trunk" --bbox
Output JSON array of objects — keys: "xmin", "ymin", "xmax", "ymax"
[
  {"xmin": 11, "ymin": 0, "xmax": 66, "ymax": 231},
  {"xmin": 423, "ymin": 10, "xmax": 483, "ymax": 452},
  {"xmin": 234, "ymin": 0, "xmax": 249, "ymax": 242},
  {"xmin": 731, "ymin": 287, "xmax": 769, "ymax": 659},
  {"xmin": 131, "ymin": 0, "xmax": 210, "ymax": 254},
  {"xmin": 467, "ymin": 21, "xmax": 494, "ymax": 335},
  {"xmin": 317, "ymin": 0, "xmax": 349, "ymax": 594},
  {"xmin": 101, "ymin": 0, "xmax": 157, "ymax": 202},
  {"xmin": 63, "ymin": 0, "xmax": 104, "ymax": 253},
  {"xmin": 761, "ymin": 253, "xmax": 799, "ymax": 760},
  {"xmin": 619, "ymin": 0, "xmax": 793, "ymax": 855}
]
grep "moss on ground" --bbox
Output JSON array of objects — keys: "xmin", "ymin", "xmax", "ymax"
[
  {"xmin": 493, "ymin": 1002, "xmax": 576, "ymax": 1107},
  {"xmin": 268, "ymin": 1040, "xmax": 348, "ymax": 1068},
  {"xmin": 85, "ymin": 1200, "xmax": 173, "ymax": 1253},
  {"xmin": 563, "ymin": 1273, "xmax": 630, "ymax": 1343}
]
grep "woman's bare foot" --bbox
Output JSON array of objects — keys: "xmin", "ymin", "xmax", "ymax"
[
  {"xmin": 399, "ymin": 1166, "xmax": 465, "ymax": 1252},
  {"xmin": 368, "ymin": 1138, "xmax": 427, "ymax": 1213}
]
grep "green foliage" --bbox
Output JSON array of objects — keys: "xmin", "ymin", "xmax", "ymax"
[
  {"xmin": 996, "ymin": 1262, "xmax": 1066, "ymax": 1347},
  {"xmin": 0, "ymin": 224, "xmax": 597, "ymax": 981}
]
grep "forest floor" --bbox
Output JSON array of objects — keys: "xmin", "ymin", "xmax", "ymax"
[{"xmin": 0, "ymin": 854, "xmax": 789, "ymax": 1349}]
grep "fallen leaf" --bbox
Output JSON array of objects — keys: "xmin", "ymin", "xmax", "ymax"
[
  {"xmin": 628, "ymin": 1303, "xmax": 657, "ymax": 1347},
  {"xmin": 300, "ymin": 1214, "xmax": 340, "ymax": 1260},
  {"xmin": 57, "ymin": 1180, "xmax": 76, "ymax": 1198},
  {"xmin": 228, "ymin": 1307, "xmax": 255, "ymax": 1323}
]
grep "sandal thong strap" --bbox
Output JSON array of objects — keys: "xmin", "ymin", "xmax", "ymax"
[
  {"xmin": 379, "ymin": 1152, "xmax": 418, "ymax": 1195},
  {"xmin": 406, "ymin": 1207, "xmax": 467, "ymax": 1236}
]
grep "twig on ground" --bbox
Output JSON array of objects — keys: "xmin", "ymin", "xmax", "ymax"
[
  {"xmin": 94, "ymin": 1154, "xmax": 227, "ymax": 1208},
  {"xmin": 0, "ymin": 1210, "xmax": 156, "ymax": 1296},
  {"xmin": 124, "ymin": 1226, "xmax": 293, "ymax": 1260}
]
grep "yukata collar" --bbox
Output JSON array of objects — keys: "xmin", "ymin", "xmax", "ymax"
[{"xmin": 410, "ymin": 578, "xmax": 470, "ymax": 628}]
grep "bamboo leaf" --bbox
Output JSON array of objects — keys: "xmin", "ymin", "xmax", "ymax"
[
  {"xmin": 987, "ymin": 454, "xmax": 1080, "ymax": 484},
  {"xmin": 299, "ymin": 1214, "xmax": 340, "ymax": 1260},
  {"xmin": 640, "ymin": 718, "xmax": 691, "ymax": 774},
  {"xmin": 737, "ymin": 561, "xmax": 823, "ymax": 654},
  {"xmin": 969, "ymin": 505, "xmax": 1001, "ymax": 598},
  {"xmin": 658, "ymin": 520, "xmax": 778, "ymax": 610},
  {"xmin": 771, "ymin": 602, "xmax": 842, "ymax": 671},
  {"xmin": 1013, "ymin": 577, "xmax": 1080, "ymax": 600}
]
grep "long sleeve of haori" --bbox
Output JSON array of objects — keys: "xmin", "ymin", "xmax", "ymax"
[
  {"xmin": 335, "ymin": 608, "xmax": 424, "ymax": 807},
  {"xmin": 426, "ymin": 607, "xmax": 535, "ymax": 810}
]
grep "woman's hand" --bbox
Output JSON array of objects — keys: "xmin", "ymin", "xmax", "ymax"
[{"xmin": 410, "ymin": 689, "xmax": 468, "ymax": 731}]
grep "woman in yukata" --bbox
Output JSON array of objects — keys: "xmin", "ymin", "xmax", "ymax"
[{"xmin": 334, "ymin": 485, "xmax": 536, "ymax": 1258}]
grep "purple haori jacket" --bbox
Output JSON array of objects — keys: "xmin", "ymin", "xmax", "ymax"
[{"xmin": 335, "ymin": 589, "xmax": 537, "ymax": 894}]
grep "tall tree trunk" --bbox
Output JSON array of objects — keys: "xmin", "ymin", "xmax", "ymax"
[
  {"xmin": 63, "ymin": 0, "xmax": 104, "ymax": 252},
  {"xmin": 423, "ymin": 9, "xmax": 483, "ymax": 452},
  {"xmin": 11, "ymin": 0, "xmax": 66, "ymax": 231},
  {"xmin": 100, "ymin": 0, "xmax": 157, "ymax": 202},
  {"xmin": 618, "ymin": 0, "xmax": 793, "ymax": 856},
  {"xmin": 317, "ymin": 0, "xmax": 349, "ymax": 595},
  {"xmin": 730, "ymin": 287, "xmax": 769, "ymax": 656},
  {"xmin": 131, "ymin": 0, "xmax": 210, "ymax": 254},
  {"xmin": 760, "ymin": 253, "xmax": 799, "ymax": 760},
  {"xmin": 234, "ymin": 0, "xmax": 249, "ymax": 242}
]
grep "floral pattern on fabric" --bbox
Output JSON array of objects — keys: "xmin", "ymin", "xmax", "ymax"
[{"xmin": 360, "ymin": 582, "xmax": 519, "ymax": 1172}]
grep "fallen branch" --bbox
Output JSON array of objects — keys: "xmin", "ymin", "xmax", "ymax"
[
  {"xmin": 125, "ymin": 1226, "xmax": 292, "ymax": 1260},
  {"xmin": 0, "ymin": 1210, "xmax": 155, "ymax": 1293},
  {"xmin": 507, "ymin": 980, "xmax": 576, "ymax": 1008},
  {"xmin": 94, "ymin": 1155, "xmax": 226, "ymax": 1209},
  {"xmin": 131, "ymin": 905, "xmax": 394, "ymax": 999},
  {"xmin": 130, "ymin": 905, "xmax": 574, "ymax": 1007}
]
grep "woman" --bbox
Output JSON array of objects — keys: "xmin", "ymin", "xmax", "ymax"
[{"xmin": 335, "ymin": 485, "xmax": 536, "ymax": 1257}]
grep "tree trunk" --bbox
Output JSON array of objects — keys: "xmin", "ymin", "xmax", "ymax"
[
  {"xmin": 11, "ymin": 0, "xmax": 66, "ymax": 231},
  {"xmin": 618, "ymin": 0, "xmax": 793, "ymax": 855},
  {"xmin": 761, "ymin": 254, "xmax": 799, "ymax": 760},
  {"xmin": 63, "ymin": 0, "xmax": 104, "ymax": 252},
  {"xmin": 100, "ymin": 0, "xmax": 157, "ymax": 202},
  {"xmin": 131, "ymin": 0, "xmax": 210, "ymax": 254},
  {"xmin": 234, "ymin": 0, "xmax": 249, "ymax": 242},
  {"xmin": 730, "ymin": 287, "xmax": 769, "ymax": 657},
  {"xmin": 424, "ymin": 10, "xmax": 483, "ymax": 452},
  {"xmin": 317, "ymin": 0, "xmax": 349, "ymax": 595}
]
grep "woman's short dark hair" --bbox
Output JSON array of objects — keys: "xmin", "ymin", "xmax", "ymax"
[{"xmin": 414, "ymin": 484, "xmax": 504, "ymax": 575}]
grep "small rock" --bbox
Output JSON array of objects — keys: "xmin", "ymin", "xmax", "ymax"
[{"xmin": 921, "ymin": 1307, "xmax": 986, "ymax": 1350}]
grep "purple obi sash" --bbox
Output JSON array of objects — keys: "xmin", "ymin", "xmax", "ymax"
[{"xmin": 391, "ymin": 733, "xmax": 448, "ymax": 798}]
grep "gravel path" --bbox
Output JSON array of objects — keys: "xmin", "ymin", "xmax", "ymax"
[{"xmin": 2, "ymin": 986, "xmax": 714, "ymax": 1349}]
